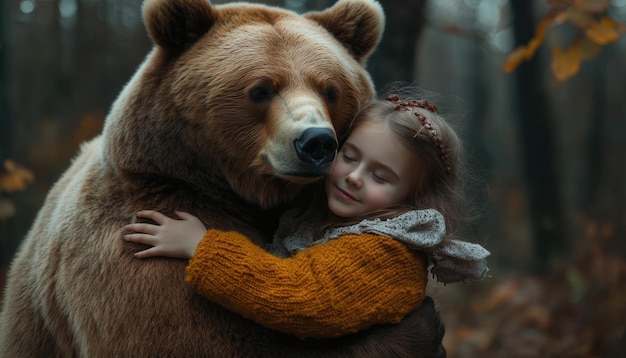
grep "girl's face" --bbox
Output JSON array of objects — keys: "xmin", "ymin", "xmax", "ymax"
[{"xmin": 325, "ymin": 120, "xmax": 423, "ymax": 218}]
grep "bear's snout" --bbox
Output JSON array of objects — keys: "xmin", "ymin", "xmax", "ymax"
[{"xmin": 293, "ymin": 127, "xmax": 337, "ymax": 166}]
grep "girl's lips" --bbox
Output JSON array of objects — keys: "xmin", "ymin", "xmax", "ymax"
[{"xmin": 336, "ymin": 187, "xmax": 358, "ymax": 201}]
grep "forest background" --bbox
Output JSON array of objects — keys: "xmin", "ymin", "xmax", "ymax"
[{"xmin": 1, "ymin": 0, "xmax": 625, "ymax": 356}]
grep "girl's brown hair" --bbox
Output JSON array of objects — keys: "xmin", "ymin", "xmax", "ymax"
[{"xmin": 298, "ymin": 88, "xmax": 471, "ymax": 242}]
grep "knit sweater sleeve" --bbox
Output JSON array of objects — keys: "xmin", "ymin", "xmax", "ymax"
[{"xmin": 185, "ymin": 229, "xmax": 428, "ymax": 339}]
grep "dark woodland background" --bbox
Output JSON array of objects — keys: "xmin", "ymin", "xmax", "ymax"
[{"xmin": 1, "ymin": 0, "xmax": 625, "ymax": 356}]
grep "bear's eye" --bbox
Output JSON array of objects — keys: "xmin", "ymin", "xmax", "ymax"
[
  {"xmin": 249, "ymin": 86, "xmax": 275, "ymax": 103},
  {"xmin": 323, "ymin": 86, "xmax": 340, "ymax": 104}
]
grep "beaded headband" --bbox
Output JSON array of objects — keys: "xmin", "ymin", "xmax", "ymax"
[{"xmin": 385, "ymin": 94, "xmax": 451, "ymax": 175}]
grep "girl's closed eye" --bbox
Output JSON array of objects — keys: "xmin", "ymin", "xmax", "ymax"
[
  {"xmin": 372, "ymin": 172, "xmax": 388, "ymax": 184},
  {"xmin": 341, "ymin": 151, "xmax": 357, "ymax": 162}
]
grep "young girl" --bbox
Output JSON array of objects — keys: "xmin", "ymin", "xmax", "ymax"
[{"xmin": 123, "ymin": 92, "xmax": 489, "ymax": 339}]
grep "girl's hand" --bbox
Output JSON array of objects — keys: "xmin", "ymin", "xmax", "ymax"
[{"xmin": 123, "ymin": 210, "xmax": 206, "ymax": 259}]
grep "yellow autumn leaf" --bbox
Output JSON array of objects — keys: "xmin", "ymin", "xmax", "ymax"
[
  {"xmin": 586, "ymin": 17, "xmax": 626, "ymax": 45},
  {"xmin": 503, "ymin": 46, "xmax": 530, "ymax": 73},
  {"xmin": 503, "ymin": 12, "xmax": 563, "ymax": 73},
  {"xmin": 531, "ymin": 11, "xmax": 565, "ymax": 51},
  {"xmin": 0, "ymin": 160, "xmax": 35, "ymax": 192},
  {"xmin": 551, "ymin": 45, "xmax": 581, "ymax": 82}
]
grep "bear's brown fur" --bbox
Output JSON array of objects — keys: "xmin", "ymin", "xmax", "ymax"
[{"xmin": 0, "ymin": 0, "xmax": 444, "ymax": 356}]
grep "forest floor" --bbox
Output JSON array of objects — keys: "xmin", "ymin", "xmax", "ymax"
[{"xmin": 435, "ymin": 230, "xmax": 626, "ymax": 358}]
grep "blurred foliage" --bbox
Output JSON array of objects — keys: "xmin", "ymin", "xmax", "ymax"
[
  {"xmin": 0, "ymin": 160, "xmax": 34, "ymax": 222},
  {"xmin": 26, "ymin": 112, "xmax": 104, "ymax": 174},
  {"xmin": 438, "ymin": 217, "xmax": 625, "ymax": 357},
  {"xmin": 504, "ymin": 0, "xmax": 626, "ymax": 81},
  {"xmin": 1, "ymin": 114, "xmax": 104, "ymax": 222}
]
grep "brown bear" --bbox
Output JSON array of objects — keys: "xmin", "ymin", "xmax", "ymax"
[{"xmin": 0, "ymin": 0, "xmax": 444, "ymax": 356}]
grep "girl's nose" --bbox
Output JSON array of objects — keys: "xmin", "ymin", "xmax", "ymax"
[{"xmin": 345, "ymin": 170, "xmax": 362, "ymax": 188}]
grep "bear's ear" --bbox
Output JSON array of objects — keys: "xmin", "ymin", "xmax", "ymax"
[
  {"xmin": 304, "ymin": 0, "xmax": 385, "ymax": 64},
  {"xmin": 143, "ymin": 0, "xmax": 216, "ymax": 51}
]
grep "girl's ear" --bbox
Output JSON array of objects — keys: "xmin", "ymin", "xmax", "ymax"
[
  {"xmin": 304, "ymin": 0, "xmax": 385, "ymax": 64},
  {"xmin": 142, "ymin": 0, "xmax": 217, "ymax": 52}
]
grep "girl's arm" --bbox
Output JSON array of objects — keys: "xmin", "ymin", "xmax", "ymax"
[
  {"xmin": 186, "ymin": 229, "xmax": 428, "ymax": 339},
  {"xmin": 123, "ymin": 211, "xmax": 428, "ymax": 338}
]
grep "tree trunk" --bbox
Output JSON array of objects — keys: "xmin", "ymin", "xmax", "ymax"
[
  {"xmin": 367, "ymin": 0, "xmax": 427, "ymax": 91},
  {"xmin": 464, "ymin": 38, "xmax": 493, "ymax": 237},
  {"xmin": 0, "ymin": 0, "xmax": 14, "ymax": 268},
  {"xmin": 584, "ymin": 48, "xmax": 606, "ymax": 206},
  {"xmin": 0, "ymin": 0, "xmax": 11, "ymax": 162},
  {"xmin": 509, "ymin": 0, "xmax": 565, "ymax": 273}
]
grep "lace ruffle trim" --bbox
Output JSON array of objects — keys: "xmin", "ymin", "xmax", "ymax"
[{"xmin": 323, "ymin": 209, "xmax": 490, "ymax": 284}]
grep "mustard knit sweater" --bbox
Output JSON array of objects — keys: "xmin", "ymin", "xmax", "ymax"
[{"xmin": 185, "ymin": 229, "xmax": 428, "ymax": 339}]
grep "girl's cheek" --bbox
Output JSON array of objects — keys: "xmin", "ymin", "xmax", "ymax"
[
  {"xmin": 328, "ymin": 160, "xmax": 345, "ymax": 179},
  {"xmin": 326, "ymin": 165, "xmax": 340, "ymax": 185}
]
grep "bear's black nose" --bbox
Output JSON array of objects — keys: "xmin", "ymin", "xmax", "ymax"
[{"xmin": 293, "ymin": 128, "xmax": 337, "ymax": 166}]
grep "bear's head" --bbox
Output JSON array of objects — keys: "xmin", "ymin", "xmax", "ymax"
[{"xmin": 102, "ymin": 0, "xmax": 384, "ymax": 208}]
